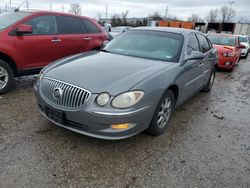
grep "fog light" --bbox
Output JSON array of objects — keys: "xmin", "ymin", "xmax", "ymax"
[
  {"xmin": 111, "ymin": 123, "xmax": 130, "ymax": 130},
  {"xmin": 225, "ymin": 62, "xmax": 231, "ymax": 66}
]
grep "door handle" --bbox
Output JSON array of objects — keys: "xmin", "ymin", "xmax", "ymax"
[
  {"xmin": 51, "ymin": 39, "xmax": 61, "ymax": 43},
  {"xmin": 84, "ymin": 37, "xmax": 92, "ymax": 41}
]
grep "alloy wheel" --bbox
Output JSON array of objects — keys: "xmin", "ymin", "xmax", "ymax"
[
  {"xmin": 0, "ymin": 65, "xmax": 9, "ymax": 90},
  {"xmin": 209, "ymin": 71, "xmax": 215, "ymax": 90},
  {"xmin": 157, "ymin": 97, "xmax": 172, "ymax": 129}
]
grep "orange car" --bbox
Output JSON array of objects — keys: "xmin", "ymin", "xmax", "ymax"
[{"xmin": 207, "ymin": 34, "xmax": 245, "ymax": 71}]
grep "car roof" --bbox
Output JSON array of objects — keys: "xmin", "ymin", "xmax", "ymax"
[
  {"xmin": 238, "ymin": 35, "xmax": 248, "ymax": 38},
  {"xmin": 208, "ymin": 33, "xmax": 237, "ymax": 38},
  {"xmin": 17, "ymin": 10, "xmax": 91, "ymax": 19},
  {"xmin": 132, "ymin": 27, "xmax": 201, "ymax": 36}
]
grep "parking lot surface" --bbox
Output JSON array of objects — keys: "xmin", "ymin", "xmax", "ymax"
[{"xmin": 0, "ymin": 57, "xmax": 250, "ymax": 188}]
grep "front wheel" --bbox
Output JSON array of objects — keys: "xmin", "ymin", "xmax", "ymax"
[
  {"xmin": 0, "ymin": 60, "xmax": 14, "ymax": 94},
  {"xmin": 201, "ymin": 68, "xmax": 215, "ymax": 92},
  {"xmin": 146, "ymin": 90, "xmax": 175, "ymax": 136}
]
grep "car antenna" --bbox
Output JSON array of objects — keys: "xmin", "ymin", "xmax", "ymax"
[{"xmin": 14, "ymin": 1, "xmax": 25, "ymax": 12}]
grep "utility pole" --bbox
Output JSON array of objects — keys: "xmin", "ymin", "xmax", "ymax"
[
  {"xmin": 26, "ymin": 0, "xmax": 29, "ymax": 10},
  {"xmin": 9, "ymin": 0, "xmax": 11, "ymax": 11},
  {"xmin": 228, "ymin": 1, "xmax": 235, "ymax": 9},
  {"xmin": 164, "ymin": 6, "xmax": 168, "ymax": 19},
  {"xmin": 105, "ymin": 4, "xmax": 108, "ymax": 21},
  {"xmin": 50, "ymin": 1, "xmax": 52, "ymax": 11}
]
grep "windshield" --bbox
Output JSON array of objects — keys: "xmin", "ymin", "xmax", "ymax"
[
  {"xmin": 111, "ymin": 27, "xmax": 125, "ymax": 33},
  {"xmin": 103, "ymin": 30, "xmax": 183, "ymax": 62},
  {"xmin": 239, "ymin": 36, "xmax": 248, "ymax": 43},
  {"xmin": 208, "ymin": 35, "xmax": 236, "ymax": 46},
  {"xmin": 0, "ymin": 12, "xmax": 30, "ymax": 30}
]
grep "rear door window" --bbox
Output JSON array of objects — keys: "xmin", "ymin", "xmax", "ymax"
[
  {"xmin": 82, "ymin": 19, "xmax": 100, "ymax": 34},
  {"xmin": 25, "ymin": 15, "xmax": 57, "ymax": 35},
  {"xmin": 196, "ymin": 34, "xmax": 210, "ymax": 53},
  {"xmin": 57, "ymin": 16, "xmax": 87, "ymax": 34},
  {"xmin": 187, "ymin": 33, "xmax": 200, "ymax": 55}
]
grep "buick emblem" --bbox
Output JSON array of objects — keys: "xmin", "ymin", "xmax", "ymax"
[{"xmin": 53, "ymin": 87, "xmax": 63, "ymax": 99}]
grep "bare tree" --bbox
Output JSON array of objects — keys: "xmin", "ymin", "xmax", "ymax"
[
  {"xmin": 111, "ymin": 13, "xmax": 122, "ymax": 27},
  {"xmin": 121, "ymin": 10, "xmax": 129, "ymax": 25},
  {"xmin": 205, "ymin": 9, "xmax": 218, "ymax": 22},
  {"xmin": 220, "ymin": 6, "xmax": 236, "ymax": 23},
  {"xmin": 238, "ymin": 17, "xmax": 250, "ymax": 24},
  {"xmin": 166, "ymin": 15, "xmax": 179, "ymax": 21},
  {"xmin": 188, "ymin": 14, "xmax": 204, "ymax": 23},
  {"xmin": 149, "ymin": 12, "xmax": 163, "ymax": 21},
  {"xmin": 69, "ymin": 3, "xmax": 82, "ymax": 15}
]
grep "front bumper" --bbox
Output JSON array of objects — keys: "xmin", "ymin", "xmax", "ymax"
[
  {"xmin": 34, "ymin": 85, "xmax": 154, "ymax": 140},
  {"xmin": 241, "ymin": 48, "xmax": 249, "ymax": 57},
  {"xmin": 217, "ymin": 57, "xmax": 235, "ymax": 70}
]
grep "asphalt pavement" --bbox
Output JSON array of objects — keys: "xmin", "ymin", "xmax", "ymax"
[{"xmin": 0, "ymin": 56, "xmax": 250, "ymax": 188}]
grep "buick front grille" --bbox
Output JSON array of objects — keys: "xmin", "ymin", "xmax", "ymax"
[{"xmin": 40, "ymin": 77, "xmax": 91, "ymax": 109}]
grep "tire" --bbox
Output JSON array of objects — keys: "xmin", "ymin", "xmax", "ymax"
[
  {"xmin": 201, "ymin": 68, "xmax": 215, "ymax": 92},
  {"xmin": 146, "ymin": 90, "xmax": 175, "ymax": 136},
  {"xmin": 0, "ymin": 59, "xmax": 14, "ymax": 94},
  {"xmin": 237, "ymin": 56, "xmax": 240, "ymax": 64},
  {"xmin": 229, "ymin": 65, "xmax": 234, "ymax": 72}
]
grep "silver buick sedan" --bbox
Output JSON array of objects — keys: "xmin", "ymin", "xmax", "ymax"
[{"xmin": 34, "ymin": 27, "xmax": 217, "ymax": 140}]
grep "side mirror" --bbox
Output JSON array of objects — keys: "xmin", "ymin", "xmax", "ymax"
[
  {"xmin": 239, "ymin": 44, "xmax": 246, "ymax": 49},
  {"xmin": 16, "ymin": 24, "xmax": 33, "ymax": 35},
  {"xmin": 184, "ymin": 51, "xmax": 205, "ymax": 61}
]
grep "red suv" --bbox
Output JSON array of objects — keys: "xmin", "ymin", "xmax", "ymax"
[{"xmin": 0, "ymin": 11, "xmax": 107, "ymax": 94}]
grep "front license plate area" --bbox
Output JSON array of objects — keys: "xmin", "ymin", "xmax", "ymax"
[{"xmin": 46, "ymin": 106, "xmax": 64, "ymax": 124}]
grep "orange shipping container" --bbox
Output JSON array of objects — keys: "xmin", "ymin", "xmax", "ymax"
[
  {"xmin": 181, "ymin": 22, "xmax": 195, "ymax": 29},
  {"xmin": 159, "ymin": 21, "xmax": 169, "ymax": 27},
  {"xmin": 169, "ymin": 21, "xmax": 181, "ymax": 28}
]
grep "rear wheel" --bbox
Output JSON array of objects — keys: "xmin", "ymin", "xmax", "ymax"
[
  {"xmin": 0, "ymin": 59, "xmax": 14, "ymax": 94},
  {"xmin": 146, "ymin": 90, "xmax": 175, "ymax": 136},
  {"xmin": 201, "ymin": 68, "xmax": 215, "ymax": 92}
]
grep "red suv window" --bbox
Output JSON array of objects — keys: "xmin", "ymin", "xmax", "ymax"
[
  {"xmin": 82, "ymin": 19, "xmax": 100, "ymax": 34},
  {"xmin": 56, "ymin": 16, "xmax": 87, "ymax": 34},
  {"xmin": 25, "ymin": 16, "xmax": 57, "ymax": 35}
]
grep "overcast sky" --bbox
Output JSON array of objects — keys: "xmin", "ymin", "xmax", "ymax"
[{"xmin": 0, "ymin": 0, "xmax": 250, "ymax": 21}]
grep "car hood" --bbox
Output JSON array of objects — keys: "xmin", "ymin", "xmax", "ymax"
[
  {"xmin": 241, "ymin": 42, "xmax": 249, "ymax": 48},
  {"xmin": 109, "ymin": 32, "xmax": 121, "ymax": 38},
  {"xmin": 45, "ymin": 51, "xmax": 174, "ymax": 95},
  {"xmin": 213, "ymin": 44, "xmax": 235, "ymax": 52}
]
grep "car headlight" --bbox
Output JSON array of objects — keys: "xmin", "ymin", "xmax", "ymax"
[
  {"xmin": 39, "ymin": 72, "xmax": 44, "ymax": 82},
  {"xmin": 223, "ymin": 52, "xmax": 235, "ymax": 57},
  {"xmin": 36, "ymin": 72, "xmax": 44, "ymax": 87},
  {"xmin": 112, "ymin": 91, "xmax": 144, "ymax": 109},
  {"xmin": 96, "ymin": 93, "xmax": 110, "ymax": 107}
]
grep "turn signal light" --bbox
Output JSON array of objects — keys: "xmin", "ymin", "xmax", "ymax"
[{"xmin": 111, "ymin": 123, "xmax": 130, "ymax": 130}]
